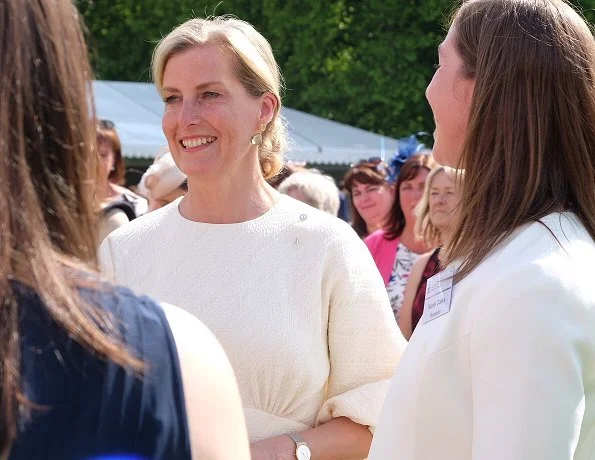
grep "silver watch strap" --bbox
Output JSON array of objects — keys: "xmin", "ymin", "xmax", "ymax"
[{"xmin": 287, "ymin": 432, "xmax": 306, "ymax": 445}]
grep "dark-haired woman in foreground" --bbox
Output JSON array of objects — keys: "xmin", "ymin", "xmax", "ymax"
[
  {"xmin": 0, "ymin": 1, "xmax": 248, "ymax": 459},
  {"xmin": 371, "ymin": 1, "xmax": 595, "ymax": 459}
]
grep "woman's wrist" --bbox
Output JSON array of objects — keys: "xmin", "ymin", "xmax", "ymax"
[{"xmin": 250, "ymin": 434, "xmax": 296, "ymax": 460}]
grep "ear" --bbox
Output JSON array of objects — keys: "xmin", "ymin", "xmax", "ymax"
[
  {"xmin": 145, "ymin": 175, "xmax": 157, "ymax": 189},
  {"xmin": 258, "ymin": 92, "xmax": 278, "ymax": 127}
]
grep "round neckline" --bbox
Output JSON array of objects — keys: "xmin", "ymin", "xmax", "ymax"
[{"xmin": 172, "ymin": 194, "xmax": 289, "ymax": 227}]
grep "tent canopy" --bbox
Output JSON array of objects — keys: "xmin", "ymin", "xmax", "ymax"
[{"xmin": 94, "ymin": 80, "xmax": 404, "ymax": 165}]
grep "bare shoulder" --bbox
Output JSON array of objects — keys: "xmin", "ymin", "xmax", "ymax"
[{"xmin": 161, "ymin": 303, "xmax": 250, "ymax": 460}]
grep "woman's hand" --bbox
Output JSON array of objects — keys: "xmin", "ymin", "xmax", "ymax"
[{"xmin": 250, "ymin": 435, "xmax": 296, "ymax": 460}]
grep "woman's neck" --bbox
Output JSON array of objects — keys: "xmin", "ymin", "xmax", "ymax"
[
  {"xmin": 366, "ymin": 220, "xmax": 385, "ymax": 235},
  {"xmin": 102, "ymin": 181, "xmax": 120, "ymax": 201},
  {"xmin": 437, "ymin": 228, "xmax": 454, "ymax": 265},
  {"xmin": 179, "ymin": 171, "xmax": 279, "ymax": 224},
  {"xmin": 399, "ymin": 223, "xmax": 430, "ymax": 254}
]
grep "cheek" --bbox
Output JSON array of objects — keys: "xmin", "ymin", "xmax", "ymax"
[
  {"xmin": 162, "ymin": 108, "xmax": 178, "ymax": 137},
  {"xmin": 445, "ymin": 196, "xmax": 459, "ymax": 211},
  {"xmin": 399, "ymin": 191, "xmax": 411, "ymax": 207},
  {"xmin": 377, "ymin": 191, "xmax": 392, "ymax": 208},
  {"xmin": 352, "ymin": 196, "xmax": 365, "ymax": 211}
]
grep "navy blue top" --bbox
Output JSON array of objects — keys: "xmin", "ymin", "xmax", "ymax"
[{"xmin": 10, "ymin": 282, "xmax": 191, "ymax": 460}]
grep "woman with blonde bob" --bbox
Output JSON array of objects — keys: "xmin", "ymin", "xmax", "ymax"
[
  {"xmin": 100, "ymin": 16, "xmax": 403, "ymax": 460},
  {"xmin": 370, "ymin": 1, "xmax": 595, "ymax": 459},
  {"xmin": 397, "ymin": 165, "xmax": 461, "ymax": 340},
  {"xmin": 1, "ymin": 1, "xmax": 248, "ymax": 459}
]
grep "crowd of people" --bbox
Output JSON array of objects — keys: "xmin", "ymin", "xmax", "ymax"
[{"xmin": 3, "ymin": 0, "xmax": 595, "ymax": 459}]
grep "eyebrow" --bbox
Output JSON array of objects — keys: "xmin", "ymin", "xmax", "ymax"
[{"xmin": 161, "ymin": 81, "xmax": 225, "ymax": 93}]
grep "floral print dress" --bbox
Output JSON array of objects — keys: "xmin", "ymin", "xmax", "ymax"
[{"xmin": 386, "ymin": 242, "xmax": 421, "ymax": 323}]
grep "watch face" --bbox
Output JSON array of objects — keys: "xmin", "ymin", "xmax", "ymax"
[{"xmin": 296, "ymin": 445, "xmax": 311, "ymax": 460}]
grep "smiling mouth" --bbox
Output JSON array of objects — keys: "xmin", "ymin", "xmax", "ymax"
[{"xmin": 180, "ymin": 136, "xmax": 217, "ymax": 149}]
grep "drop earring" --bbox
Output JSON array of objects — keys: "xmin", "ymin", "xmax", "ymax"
[{"xmin": 250, "ymin": 123, "xmax": 267, "ymax": 146}]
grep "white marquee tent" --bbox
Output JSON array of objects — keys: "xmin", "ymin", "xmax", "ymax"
[{"xmin": 94, "ymin": 80, "xmax": 404, "ymax": 165}]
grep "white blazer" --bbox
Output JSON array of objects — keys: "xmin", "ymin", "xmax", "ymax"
[{"xmin": 369, "ymin": 213, "xmax": 595, "ymax": 460}]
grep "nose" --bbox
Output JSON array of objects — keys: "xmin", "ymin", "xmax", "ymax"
[
  {"xmin": 178, "ymin": 99, "xmax": 200, "ymax": 127},
  {"xmin": 361, "ymin": 190, "xmax": 374, "ymax": 203},
  {"xmin": 435, "ymin": 193, "xmax": 447, "ymax": 206}
]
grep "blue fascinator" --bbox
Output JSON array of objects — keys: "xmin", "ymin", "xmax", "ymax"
[{"xmin": 387, "ymin": 133, "xmax": 429, "ymax": 184}]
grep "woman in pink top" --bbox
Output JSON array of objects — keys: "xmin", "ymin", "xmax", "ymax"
[
  {"xmin": 343, "ymin": 160, "xmax": 395, "ymax": 238},
  {"xmin": 365, "ymin": 153, "xmax": 435, "ymax": 323}
]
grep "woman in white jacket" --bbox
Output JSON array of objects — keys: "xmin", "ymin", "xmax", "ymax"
[{"xmin": 370, "ymin": 1, "xmax": 595, "ymax": 459}]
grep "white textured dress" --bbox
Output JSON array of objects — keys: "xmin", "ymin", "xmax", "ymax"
[{"xmin": 99, "ymin": 195, "xmax": 405, "ymax": 441}]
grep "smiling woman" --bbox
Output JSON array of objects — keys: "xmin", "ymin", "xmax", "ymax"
[
  {"xmin": 343, "ymin": 161, "xmax": 394, "ymax": 238},
  {"xmin": 100, "ymin": 16, "xmax": 404, "ymax": 460},
  {"xmin": 0, "ymin": 1, "xmax": 248, "ymax": 459}
]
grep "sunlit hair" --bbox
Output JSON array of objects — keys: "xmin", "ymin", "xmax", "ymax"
[
  {"xmin": 384, "ymin": 154, "xmax": 435, "ymax": 240},
  {"xmin": 415, "ymin": 166, "xmax": 460, "ymax": 247},
  {"xmin": 0, "ymin": 0, "xmax": 142, "ymax": 451},
  {"xmin": 447, "ymin": 0, "xmax": 595, "ymax": 280},
  {"xmin": 152, "ymin": 16, "xmax": 287, "ymax": 179},
  {"xmin": 343, "ymin": 161, "xmax": 389, "ymax": 237},
  {"xmin": 97, "ymin": 124, "xmax": 126, "ymax": 186},
  {"xmin": 278, "ymin": 170, "xmax": 340, "ymax": 216}
]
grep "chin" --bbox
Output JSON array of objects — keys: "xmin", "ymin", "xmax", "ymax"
[{"xmin": 432, "ymin": 144, "xmax": 459, "ymax": 168}]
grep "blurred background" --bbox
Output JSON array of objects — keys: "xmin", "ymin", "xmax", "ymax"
[{"xmin": 77, "ymin": 0, "xmax": 595, "ymax": 181}]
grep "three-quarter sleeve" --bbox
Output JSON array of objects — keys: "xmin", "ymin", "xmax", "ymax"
[
  {"xmin": 469, "ymin": 262, "xmax": 594, "ymax": 459},
  {"xmin": 315, "ymin": 229, "xmax": 406, "ymax": 432}
]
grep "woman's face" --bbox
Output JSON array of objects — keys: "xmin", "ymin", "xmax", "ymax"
[
  {"xmin": 426, "ymin": 26, "xmax": 475, "ymax": 167},
  {"xmin": 160, "ymin": 45, "xmax": 275, "ymax": 181},
  {"xmin": 97, "ymin": 140, "xmax": 115, "ymax": 183},
  {"xmin": 351, "ymin": 180, "xmax": 395, "ymax": 229},
  {"xmin": 399, "ymin": 168, "xmax": 429, "ymax": 227},
  {"xmin": 428, "ymin": 171, "xmax": 460, "ymax": 233}
]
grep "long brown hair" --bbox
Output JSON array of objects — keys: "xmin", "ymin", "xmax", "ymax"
[
  {"xmin": 385, "ymin": 154, "xmax": 435, "ymax": 240},
  {"xmin": 343, "ymin": 161, "xmax": 389, "ymax": 237},
  {"xmin": 446, "ymin": 0, "xmax": 595, "ymax": 280},
  {"xmin": 0, "ymin": 0, "xmax": 142, "ymax": 453}
]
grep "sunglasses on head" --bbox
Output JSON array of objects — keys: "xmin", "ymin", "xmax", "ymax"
[
  {"xmin": 99, "ymin": 119, "xmax": 115, "ymax": 130},
  {"xmin": 350, "ymin": 157, "xmax": 387, "ymax": 174}
]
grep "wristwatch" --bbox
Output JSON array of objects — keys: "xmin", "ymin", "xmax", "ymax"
[{"xmin": 287, "ymin": 433, "xmax": 311, "ymax": 460}]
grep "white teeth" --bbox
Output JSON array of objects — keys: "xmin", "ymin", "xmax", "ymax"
[{"xmin": 181, "ymin": 137, "xmax": 216, "ymax": 148}]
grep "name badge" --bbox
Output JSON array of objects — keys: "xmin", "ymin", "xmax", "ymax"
[{"xmin": 422, "ymin": 265, "xmax": 455, "ymax": 324}]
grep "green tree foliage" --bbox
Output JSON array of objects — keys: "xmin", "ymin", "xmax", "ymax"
[{"xmin": 77, "ymin": 0, "xmax": 595, "ymax": 139}]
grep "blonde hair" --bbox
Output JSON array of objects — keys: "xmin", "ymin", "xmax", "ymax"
[
  {"xmin": 152, "ymin": 16, "xmax": 287, "ymax": 179},
  {"xmin": 415, "ymin": 166, "xmax": 460, "ymax": 246}
]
